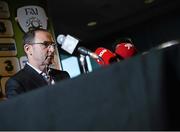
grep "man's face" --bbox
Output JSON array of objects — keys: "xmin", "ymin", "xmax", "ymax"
[{"xmin": 30, "ymin": 31, "xmax": 55, "ymax": 67}]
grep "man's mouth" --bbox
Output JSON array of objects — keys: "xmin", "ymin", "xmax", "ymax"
[{"xmin": 47, "ymin": 55, "xmax": 54, "ymax": 58}]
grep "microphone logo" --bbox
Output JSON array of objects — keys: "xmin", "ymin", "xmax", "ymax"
[
  {"xmin": 98, "ymin": 49, "xmax": 107, "ymax": 57},
  {"xmin": 124, "ymin": 43, "xmax": 133, "ymax": 49},
  {"xmin": 95, "ymin": 47, "xmax": 117, "ymax": 65},
  {"xmin": 115, "ymin": 42, "xmax": 137, "ymax": 59}
]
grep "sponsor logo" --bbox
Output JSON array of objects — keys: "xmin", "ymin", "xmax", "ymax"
[
  {"xmin": 0, "ymin": 57, "xmax": 20, "ymax": 76},
  {"xmin": 99, "ymin": 49, "xmax": 107, "ymax": 57},
  {"xmin": 0, "ymin": 1, "xmax": 10, "ymax": 18},
  {"xmin": 0, "ymin": 38, "xmax": 17, "ymax": 56},
  {"xmin": 17, "ymin": 5, "xmax": 48, "ymax": 32},
  {"xmin": 0, "ymin": 20, "xmax": 14, "ymax": 37}
]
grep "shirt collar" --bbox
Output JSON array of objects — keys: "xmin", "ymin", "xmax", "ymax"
[{"xmin": 26, "ymin": 62, "xmax": 42, "ymax": 74}]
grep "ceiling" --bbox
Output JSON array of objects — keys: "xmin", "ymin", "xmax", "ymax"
[{"xmin": 47, "ymin": 0, "xmax": 180, "ymax": 47}]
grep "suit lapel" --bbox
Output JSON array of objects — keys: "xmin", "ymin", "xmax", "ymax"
[{"xmin": 23, "ymin": 64, "xmax": 48, "ymax": 88}]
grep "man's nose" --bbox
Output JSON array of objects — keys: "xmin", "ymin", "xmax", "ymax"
[{"xmin": 48, "ymin": 45, "xmax": 55, "ymax": 52}]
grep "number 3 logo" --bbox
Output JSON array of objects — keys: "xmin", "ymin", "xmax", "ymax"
[{"xmin": 4, "ymin": 60, "xmax": 14, "ymax": 72}]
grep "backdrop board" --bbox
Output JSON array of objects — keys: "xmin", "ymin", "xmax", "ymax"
[
  {"xmin": 0, "ymin": 43, "xmax": 179, "ymax": 130},
  {"xmin": 0, "ymin": 0, "xmax": 62, "ymax": 98}
]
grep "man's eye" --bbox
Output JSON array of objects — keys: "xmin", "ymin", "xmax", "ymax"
[{"xmin": 43, "ymin": 42, "xmax": 49, "ymax": 46}]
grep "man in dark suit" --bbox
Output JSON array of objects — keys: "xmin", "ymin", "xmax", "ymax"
[{"xmin": 5, "ymin": 28, "xmax": 70, "ymax": 98}]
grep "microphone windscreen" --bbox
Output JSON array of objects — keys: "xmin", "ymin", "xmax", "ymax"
[
  {"xmin": 58, "ymin": 34, "xmax": 79, "ymax": 54},
  {"xmin": 95, "ymin": 47, "xmax": 117, "ymax": 65},
  {"xmin": 57, "ymin": 34, "xmax": 65, "ymax": 45},
  {"xmin": 115, "ymin": 42, "xmax": 137, "ymax": 59}
]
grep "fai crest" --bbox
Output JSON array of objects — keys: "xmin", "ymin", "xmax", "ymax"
[{"xmin": 16, "ymin": 5, "xmax": 48, "ymax": 32}]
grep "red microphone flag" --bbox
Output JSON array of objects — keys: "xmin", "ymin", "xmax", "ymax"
[
  {"xmin": 95, "ymin": 47, "xmax": 117, "ymax": 65},
  {"xmin": 115, "ymin": 42, "xmax": 137, "ymax": 59}
]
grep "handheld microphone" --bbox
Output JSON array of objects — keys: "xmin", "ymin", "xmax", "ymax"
[
  {"xmin": 42, "ymin": 55, "xmax": 50, "ymax": 65},
  {"xmin": 57, "ymin": 34, "xmax": 101, "ymax": 60},
  {"xmin": 57, "ymin": 34, "xmax": 79, "ymax": 54},
  {"xmin": 95, "ymin": 47, "xmax": 117, "ymax": 65},
  {"xmin": 115, "ymin": 42, "xmax": 137, "ymax": 59},
  {"xmin": 78, "ymin": 46, "xmax": 100, "ymax": 59},
  {"xmin": 57, "ymin": 34, "xmax": 65, "ymax": 44},
  {"xmin": 41, "ymin": 55, "xmax": 51, "ymax": 76}
]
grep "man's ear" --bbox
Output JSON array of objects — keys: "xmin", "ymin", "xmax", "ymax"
[{"xmin": 24, "ymin": 44, "xmax": 32, "ymax": 55}]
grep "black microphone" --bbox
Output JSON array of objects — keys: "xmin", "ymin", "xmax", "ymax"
[
  {"xmin": 78, "ymin": 46, "xmax": 100, "ymax": 59},
  {"xmin": 42, "ymin": 55, "xmax": 51, "ymax": 70},
  {"xmin": 42, "ymin": 55, "xmax": 49, "ymax": 65}
]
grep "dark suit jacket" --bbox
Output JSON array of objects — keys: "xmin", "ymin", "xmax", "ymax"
[{"xmin": 5, "ymin": 64, "xmax": 70, "ymax": 98}]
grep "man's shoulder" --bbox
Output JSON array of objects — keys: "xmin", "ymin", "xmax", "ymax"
[
  {"xmin": 8, "ymin": 64, "xmax": 34, "ymax": 80},
  {"xmin": 8, "ymin": 67, "xmax": 27, "ymax": 80}
]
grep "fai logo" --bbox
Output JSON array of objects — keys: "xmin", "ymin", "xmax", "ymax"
[{"xmin": 16, "ymin": 5, "xmax": 48, "ymax": 32}]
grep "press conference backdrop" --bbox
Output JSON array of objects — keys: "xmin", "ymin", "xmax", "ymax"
[
  {"xmin": 0, "ymin": 0, "xmax": 62, "ymax": 98},
  {"xmin": 0, "ymin": 43, "xmax": 179, "ymax": 130}
]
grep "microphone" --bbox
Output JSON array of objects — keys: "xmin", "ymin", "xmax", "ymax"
[
  {"xmin": 57, "ymin": 34, "xmax": 65, "ymax": 44},
  {"xmin": 57, "ymin": 34, "xmax": 79, "ymax": 54},
  {"xmin": 42, "ymin": 55, "xmax": 50, "ymax": 65},
  {"xmin": 57, "ymin": 34, "xmax": 100, "ymax": 60},
  {"xmin": 78, "ymin": 46, "xmax": 100, "ymax": 59},
  {"xmin": 115, "ymin": 42, "xmax": 137, "ymax": 59},
  {"xmin": 95, "ymin": 47, "xmax": 117, "ymax": 65}
]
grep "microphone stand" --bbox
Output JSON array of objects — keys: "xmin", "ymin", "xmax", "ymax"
[{"xmin": 79, "ymin": 54, "xmax": 89, "ymax": 74}]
